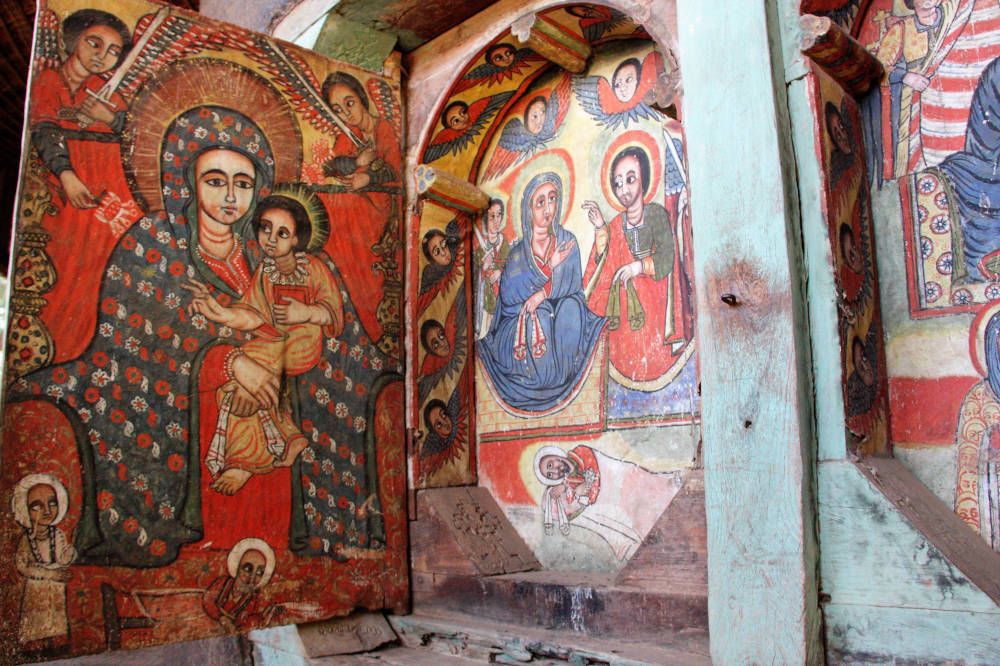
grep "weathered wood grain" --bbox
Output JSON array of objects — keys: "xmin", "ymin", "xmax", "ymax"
[
  {"xmin": 819, "ymin": 459, "xmax": 1000, "ymax": 614},
  {"xmin": 410, "ymin": 570, "xmax": 708, "ymax": 642},
  {"xmin": 616, "ymin": 469, "xmax": 708, "ymax": 596},
  {"xmin": 825, "ymin": 603, "xmax": 1000, "ymax": 664},
  {"xmin": 675, "ymin": 0, "xmax": 823, "ymax": 662}
]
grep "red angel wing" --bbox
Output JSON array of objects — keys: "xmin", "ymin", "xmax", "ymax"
[{"xmin": 33, "ymin": 9, "xmax": 62, "ymax": 72}]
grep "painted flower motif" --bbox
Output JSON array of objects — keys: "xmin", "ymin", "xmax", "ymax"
[
  {"xmin": 986, "ymin": 283, "xmax": 1000, "ymax": 301},
  {"xmin": 156, "ymin": 231, "xmax": 170, "ymax": 245},
  {"xmin": 936, "ymin": 252, "xmax": 953, "ymax": 275},
  {"xmin": 97, "ymin": 491, "xmax": 114, "ymax": 510},
  {"xmin": 304, "ymin": 502, "xmax": 317, "ymax": 519},
  {"xmin": 193, "ymin": 126, "xmax": 208, "ymax": 139},
  {"xmin": 131, "ymin": 474, "xmax": 148, "ymax": 492},
  {"xmin": 130, "ymin": 397, "xmax": 150, "ymax": 414},
  {"xmin": 302, "ymin": 447, "xmax": 316, "ymax": 463},
  {"xmin": 88, "ymin": 429, "xmax": 101, "ymax": 444},
  {"xmin": 323, "ymin": 516, "xmax": 337, "ymax": 532},
  {"xmin": 163, "ymin": 151, "xmax": 174, "ymax": 163},
  {"xmin": 219, "ymin": 131, "xmax": 232, "ymax": 144},
  {"xmin": 164, "ymin": 293, "xmax": 181, "ymax": 309},
  {"xmin": 326, "ymin": 339, "xmax": 341, "ymax": 354},
  {"xmin": 345, "ymin": 377, "xmax": 353, "ymax": 392},
  {"xmin": 158, "ymin": 502, "xmax": 175, "ymax": 520},
  {"xmin": 952, "ymin": 288, "xmax": 973, "ymax": 305},
  {"xmin": 45, "ymin": 385, "xmax": 64, "ymax": 398},
  {"xmin": 930, "ymin": 215, "xmax": 950, "ymax": 234},
  {"xmin": 179, "ymin": 361, "xmax": 191, "ymax": 376},
  {"xmin": 321, "ymin": 459, "xmax": 335, "ymax": 474},
  {"xmin": 125, "ymin": 336, "xmax": 142, "ymax": 353},
  {"xmin": 77, "ymin": 408, "xmax": 92, "ymax": 423},
  {"xmin": 167, "ymin": 422, "xmax": 183, "ymax": 439},
  {"xmin": 314, "ymin": 388, "xmax": 330, "ymax": 405},
  {"xmin": 335, "ymin": 402, "xmax": 348, "ymax": 418},
  {"xmin": 935, "ymin": 191, "xmax": 949, "ymax": 210},
  {"xmin": 106, "ymin": 265, "xmax": 123, "ymax": 280},
  {"xmin": 191, "ymin": 314, "xmax": 207, "ymax": 330},
  {"xmin": 91, "ymin": 370, "xmax": 111, "ymax": 387},
  {"xmin": 149, "ymin": 540, "xmax": 167, "ymax": 556},
  {"xmin": 371, "ymin": 357, "xmax": 383, "ymax": 371},
  {"xmin": 917, "ymin": 205, "xmax": 929, "ymax": 223},
  {"xmin": 218, "ymin": 326, "xmax": 233, "ymax": 337},
  {"xmin": 920, "ymin": 236, "xmax": 933, "ymax": 260},
  {"xmin": 98, "ymin": 322, "xmax": 115, "ymax": 338},
  {"xmin": 108, "ymin": 447, "xmax": 123, "ymax": 463},
  {"xmin": 167, "ymin": 454, "xmax": 185, "ymax": 472},
  {"xmin": 353, "ymin": 416, "xmax": 366, "ymax": 433},
  {"xmin": 918, "ymin": 175, "xmax": 937, "ymax": 193},
  {"xmin": 137, "ymin": 281, "xmax": 154, "ymax": 297}
]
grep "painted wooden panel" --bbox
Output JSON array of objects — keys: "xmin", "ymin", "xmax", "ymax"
[
  {"xmin": 675, "ymin": 0, "xmax": 823, "ymax": 662},
  {"xmin": 1, "ymin": 0, "xmax": 407, "ymax": 659}
]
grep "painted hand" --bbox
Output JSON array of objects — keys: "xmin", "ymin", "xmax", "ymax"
[
  {"xmin": 59, "ymin": 170, "xmax": 97, "ymax": 209},
  {"xmin": 582, "ymin": 200, "xmax": 606, "ymax": 228},
  {"xmin": 612, "ymin": 260, "xmax": 643, "ymax": 286},
  {"xmin": 231, "ymin": 354, "xmax": 279, "ymax": 410},
  {"xmin": 356, "ymin": 146, "xmax": 377, "ymax": 167},
  {"xmin": 523, "ymin": 289, "xmax": 546, "ymax": 315},
  {"xmin": 338, "ymin": 171, "xmax": 371, "ymax": 191},
  {"xmin": 273, "ymin": 297, "xmax": 311, "ymax": 325},
  {"xmin": 902, "ymin": 72, "xmax": 930, "ymax": 92},
  {"xmin": 549, "ymin": 240, "xmax": 576, "ymax": 269},
  {"xmin": 79, "ymin": 96, "xmax": 116, "ymax": 125}
]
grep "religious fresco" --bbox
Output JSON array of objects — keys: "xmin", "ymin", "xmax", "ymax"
[
  {"xmin": 2, "ymin": 0, "xmax": 406, "ymax": 659},
  {"xmin": 410, "ymin": 5, "xmax": 698, "ymax": 569},
  {"xmin": 810, "ymin": 68, "xmax": 891, "ymax": 456},
  {"xmin": 855, "ymin": 0, "xmax": 1000, "ymax": 315}
]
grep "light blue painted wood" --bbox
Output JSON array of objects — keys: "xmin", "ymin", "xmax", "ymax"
[
  {"xmin": 785, "ymin": 72, "xmax": 851, "ymax": 463},
  {"xmin": 818, "ymin": 460, "xmax": 1000, "ymax": 614},
  {"xmin": 675, "ymin": 1, "xmax": 822, "ymax": 663},
  {"xmin": 825, "ymin": 604, "xmax": 1000, "ymax": 664}
]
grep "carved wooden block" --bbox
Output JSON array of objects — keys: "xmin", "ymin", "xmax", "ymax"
[
  {"xmin": 298, "ymin": 612, "xmax": 398, "ymax": 657},
  {"xmin": 412, "ymin": 487, "xmax": 539, "ymax": 576},
  {"xmin": 801, "ymin": 14, "xmax": 883, "ymax": 98},
  {"xmin": 414, "ymin": 164, "xmax": 489, "ymax": 214}
]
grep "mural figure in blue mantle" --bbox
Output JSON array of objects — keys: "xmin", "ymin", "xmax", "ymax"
[
  {"xmin": 478, "ymin": 172, "xmax": 606, "ymax": 412},
  {"xmin": 938, "ymin": 56, "xmax": 1000, "ymax": 283}
]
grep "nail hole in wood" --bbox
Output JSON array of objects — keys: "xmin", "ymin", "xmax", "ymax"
[
  {"xmin": 743, "ymin": 420, "xmax": 752, "ymax": 429},
  {"xmin": 721, "ymin": 293, "xmax": 739, "ymax": 306}
]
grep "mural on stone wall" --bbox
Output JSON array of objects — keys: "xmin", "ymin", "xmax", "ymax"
[
  {"xmin": 411, "ymin": 5, "xmax": 699, "ymax": 569},
  {"xmin": 1, "ymin": 0, "xmax": 407, "ymax": 659},
  {"xmin": 811, "ymin": 68, "xmax": 891, "ymax": 456}
]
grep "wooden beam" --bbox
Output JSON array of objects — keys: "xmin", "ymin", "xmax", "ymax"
[
  {"xmin": 511, "ymin": 12, "xmax": 590, "ymax": 74},
  {"xmin": 414, "ymin": 164, "xmax": 490, "ymax": 215},
  {"xmin": 676, "ymin": 0, "xmax": 823, "ymax": 662},
  {"xmin": 800, "ymin": 14, "xmax": 883, "ymax": 98}
]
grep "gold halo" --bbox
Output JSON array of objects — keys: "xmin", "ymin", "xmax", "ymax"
[
  {"xmin": 266, "ymin": 183, "xmax": 330, "ymax": 252},
  {"xmin": 124, "ymin": 58, "xmax": 303, "ymax": 212}
]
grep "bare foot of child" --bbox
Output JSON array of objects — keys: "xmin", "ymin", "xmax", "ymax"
[
  {"xmin": 211, "ymin": 469, "xmax": 253, "ymax": 495},
  {"xmin": 274, "ymin": 437, "xmax": 309, "ymax": 468}
]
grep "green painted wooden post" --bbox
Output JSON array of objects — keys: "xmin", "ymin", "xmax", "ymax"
[{"xmin": 675, "ymin": 1, "xmax": 824, "ymax": 662}]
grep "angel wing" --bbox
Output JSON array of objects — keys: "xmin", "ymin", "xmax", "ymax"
[
  {"xmin": 236, "ymin": 34, "xmax": 346, "ymax": 140},
  {"xmin": 417, "ymin": 287, "xmax": 469, "ymax": 402},
  {"xmin": 116, "ymin": 11, "xmax": 224, "ymax": 99},
  {"xmin": 423, "ymin": 91, "xmax": 513, "ymax": 164},
  {"xmin": 482, "ymin": 119, "xmax": 544, "ymax": 181},
  {"xmin": 419, "ymin": 379, "xmax": 469, "ymax": 474},
  {"xmin": 578, "ymin": 7, "xmax": 630, "ymax": 42},
  {"xmin": 453, "ymin": 48, "xmax": 543, "ymax": 93},
  {"xmin": 33, "ymin": 9, "xmax": 62, "ymax": 72},
  {"xmin": 572, "ymin": 52, "xmax": 664, "ymax": 131},
  {"xmin": 366, "ymin": 78, "xmax": 402, "ymax": 137}
]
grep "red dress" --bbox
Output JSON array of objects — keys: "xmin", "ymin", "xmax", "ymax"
[
  {"xmin": 194, "ymin": 245, "xmax": 292, "ymax": 551},
  {"xmin": 317, "ymin": 118, "xmax": 401, "ymax": 340},
  {"xmin": 29, "ymin": 68, "xmax": 143, "ymax": 363}
]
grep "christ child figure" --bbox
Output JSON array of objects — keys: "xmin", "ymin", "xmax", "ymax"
[
  {"xmin": 187, "ymin": 192, "xmax": 343, "ymax": 495},
  {"xmin": 12, "ymin": 474, "xmax": 77, "ymax": 653}
]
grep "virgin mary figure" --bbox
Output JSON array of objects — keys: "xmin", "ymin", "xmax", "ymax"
[
  {"xmin": 12, "ymin": 104, "xmax": 389, "ymax": 566},
  {"xmin": 477, "ymin": 171, "xmax": 606, "ymax": 413}
]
